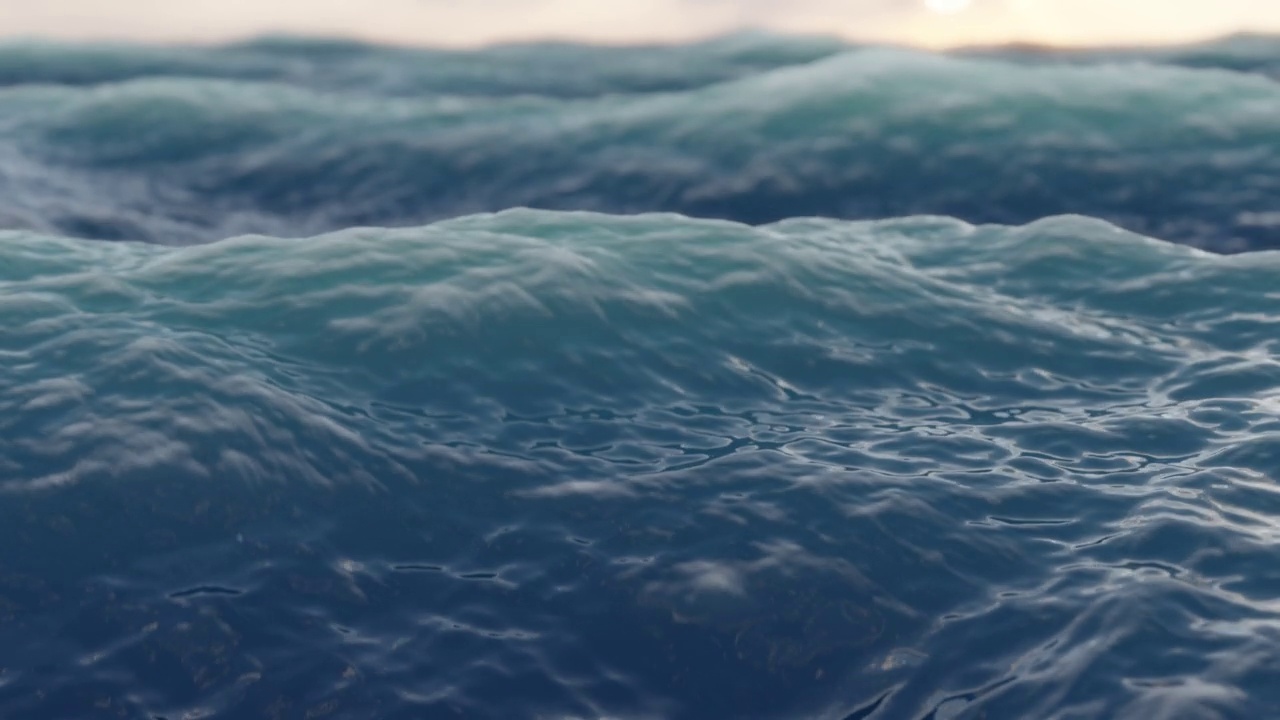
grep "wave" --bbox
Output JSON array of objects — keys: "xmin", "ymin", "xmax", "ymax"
[
  {"xmin": 1, "ymin": 211, "xmax": 1279, "ymax": 718},
  {"xmin": 962, "ymin": 32, "xmax": 1280, "ymax": 79},
  {"xmin": 1, "ymin": 36, "xmax": 1279, "ymax": 250},
  {"xmin": 5, "ymin": 32, "xmax": 1278, "ymax": 96},
  {"xmin": 0, "ymin": 32, "xmax": 849, "ymax": 98}
]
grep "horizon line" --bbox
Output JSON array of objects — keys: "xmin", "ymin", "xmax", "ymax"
[{"xmin": 0, "ymin": 27, "xmax": 1273, "ymax": 53}]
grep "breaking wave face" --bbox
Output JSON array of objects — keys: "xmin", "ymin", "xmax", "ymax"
[
  {"xmin": 3, "ymin": 211, "xmax": 1280, "ymax": 719},
  {"xmin": 0, "ymin": 33, "xmax": 1279, "ymax": 250}
]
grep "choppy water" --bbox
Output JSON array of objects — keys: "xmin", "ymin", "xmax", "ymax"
[
  {"xmin": 2, "ymin": 32, "xmax": 1280, "ymax": 720},
  {"xmin": 1, "ymin": 33, "xmax": 1279, "ymax": 250}
]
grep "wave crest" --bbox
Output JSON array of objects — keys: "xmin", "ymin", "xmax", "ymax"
[{"xmin": 0, "ymin": 39, "xmax": 1278, "ymax": 249}]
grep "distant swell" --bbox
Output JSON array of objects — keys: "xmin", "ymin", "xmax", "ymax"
[
  {"xmin": 1, "ymin": 212, "xmax": 1279, "ymax": 718},
  {"xmin": 0, "ymin": 34, "xmax": 1279, "ymax": 250}
]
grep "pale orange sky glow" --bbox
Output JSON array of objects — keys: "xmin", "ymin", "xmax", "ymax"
[{"xmin": 0, "ymin": 0, "xmax": 1277, "ymax": 48}]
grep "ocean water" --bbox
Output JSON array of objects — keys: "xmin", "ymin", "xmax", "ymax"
[
  {"xmin": 1, "ymin": 33, "xmax": 1279, "ymax": 251},
  {"xmin": 2, "ymin": 33, "xmax": 1280, "ymax": 720}
]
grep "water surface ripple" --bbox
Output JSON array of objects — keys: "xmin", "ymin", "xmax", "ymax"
[{"xmin": 2, "ymin": 212, "xmax": 1279, "ymax": 718}]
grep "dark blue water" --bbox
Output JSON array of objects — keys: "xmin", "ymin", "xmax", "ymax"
[
  {"xmin": 2, "ymin": 32, "xmax": 1280, "ymax": 720},
  {"xmin": 1, "ymin": 32, "xmax": 1279, "ymax": 251}
]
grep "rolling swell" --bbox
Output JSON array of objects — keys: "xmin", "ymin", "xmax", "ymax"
[
  {"xmin": 1, "ymin": 36, "xmax": 1280, "ymax": 250},
  {"xmin": 0, "ymin": 33, "xmax": 849, "ymax": 97},
  {"xmin": 2, "ymin": 211, "xmax": 1280, "ymax": 718},
  {"xmin": 963, "ymin": 32, "xmax": 1280, "ymax": 80}
]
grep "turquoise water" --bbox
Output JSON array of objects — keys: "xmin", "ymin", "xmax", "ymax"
[
  {"xmin": 2, "ymin": 32, "xmax": 1280, "ymax": 720},
  {"xmin": 3, "ymin": 212, "xmax": 1280, "ymax": 718},
  {"xmin": 0, "ymin": 34, "xmax": 1278, "ymax": 250}
]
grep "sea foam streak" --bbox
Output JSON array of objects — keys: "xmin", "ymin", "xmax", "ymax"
[{"xmin": 2, "ymin": 211, "xmax": 1279, "ymax": 718}]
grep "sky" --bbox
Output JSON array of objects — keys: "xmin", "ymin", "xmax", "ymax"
[{"xmin": 1, "ymin": 0, "xmax": 1278, "ymax": 48}]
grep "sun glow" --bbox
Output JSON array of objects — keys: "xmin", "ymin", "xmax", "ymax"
[
  {"xmin": 924, "ymin": 0, "xmax": 973, "ymax": 14},
  {"xmin": 1, "ymin": 0, "xmax": 1279, "ymax": 49}
]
